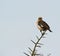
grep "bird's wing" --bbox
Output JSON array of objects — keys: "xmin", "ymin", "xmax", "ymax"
[
  {"xmin": 41, "ymin": 21, "xmax": 50, "ymax": 28},
  {"xmin": 41, "ymin": 21, "xmax": 52, "ymax": 32},
  {"xmin": 38, "ymin": 21, "xmax": 43, "ymax": 27},
  {"xmin": 38, "ymin": 21, "xmax": 50, "ymax": 28}
]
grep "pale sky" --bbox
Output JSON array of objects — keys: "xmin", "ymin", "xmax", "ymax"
[{"xmin": 0, "ymin": 0, "xmax": 60, "ymax": 56}]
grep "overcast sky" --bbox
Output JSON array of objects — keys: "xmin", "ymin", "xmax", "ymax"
[{"xmin": 0, "ymin": 0, "xmax": 60, "ymax": 56}]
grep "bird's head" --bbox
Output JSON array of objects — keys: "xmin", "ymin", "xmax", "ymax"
[{"xmin": 38, "ymin": 17, "xmax": 42, "ymax": 21}]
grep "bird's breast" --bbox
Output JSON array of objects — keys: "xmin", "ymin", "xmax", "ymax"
[{"xmin": 36, "ymin": 21, "xmax": 43, "ymax": 31}]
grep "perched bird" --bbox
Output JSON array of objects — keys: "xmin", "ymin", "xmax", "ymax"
[{"xmin": 36, "ymin": 17, "xmax": 52, "ymax": 34}]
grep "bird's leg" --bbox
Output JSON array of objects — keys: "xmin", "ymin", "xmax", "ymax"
[
  {"xmin": 42, "ymin": 31, "xmax": 46, "ymax": 35},
  {"xmin": 40, "ymin": 30, "xmax": 43, "ymax": 35}
]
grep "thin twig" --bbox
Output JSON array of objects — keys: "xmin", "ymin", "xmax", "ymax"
[{"xmin": 31, "ymin": 33, "xmax": 45, "ymax": 56}]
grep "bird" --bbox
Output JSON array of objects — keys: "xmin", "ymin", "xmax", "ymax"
[{"xmin": 36, "ymin": 17, "xmax": 52, "ymax": 34}]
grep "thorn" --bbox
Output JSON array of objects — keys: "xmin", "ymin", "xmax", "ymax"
[
  {"xmin": 36, "ymin": 35, "xmax": 39, "ymax": 39},
  {"xmin": 36, "ymin": 45, "xmax": 41, "ymax": 48},
  {"xmin": 28, "ymin": 47, "xmax": 32, "ymax": 52},
  {"xmin": 37, "ymin": 43, "xmax": 44, "ymax": 45},
  {"xmin": 24, "ymin": 52, "xmax": 30, "ymax": 56},
  {"xmin": 34, "ymin": 54, "xmax": 41, "ymax": 55},
  {"xmin": 31, "ymin": 40, "xmax": 36, "ymax": 44}
]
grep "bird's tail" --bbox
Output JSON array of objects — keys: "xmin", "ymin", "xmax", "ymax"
[{"xmin": 49, "ymin": 29, "xmax": 52, "ymax": 32}]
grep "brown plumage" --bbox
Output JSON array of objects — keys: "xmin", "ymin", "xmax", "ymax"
[{"xmin": 36, "ymin": 17, "xmax": 52, "ymax": 33}]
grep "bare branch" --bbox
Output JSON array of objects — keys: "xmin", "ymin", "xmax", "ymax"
[
  {"xmin": 24, "ymin": 30, "xmax": 52, "ymax": 56},
  {"xmin": 31, "ymin": 33, "xmax": 45, "ymax": 56}
]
